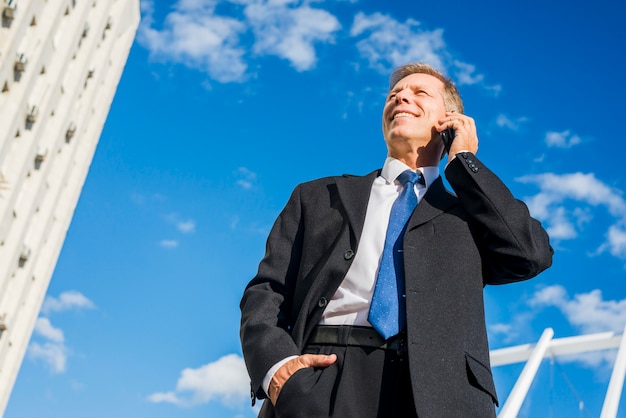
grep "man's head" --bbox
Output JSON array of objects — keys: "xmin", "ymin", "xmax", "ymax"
[
  {"xmin": 389, "ymin": 63, "xmax": 463, "ymax": 114},
  {"xmin": 382, "ymin": 63, "xmax": 463, "ymax": 163}
]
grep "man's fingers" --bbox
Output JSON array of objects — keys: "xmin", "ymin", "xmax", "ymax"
[
  {"xmin": 438, "ymin": 112, "xmax": 479, "ymax": 155},
  {"xmin": 299, "ymin": 353, "xmax": 337, "ymax": 368},
  {"xmin": 269, "ymin": 354, "xmax": 337, "ymax": 405}
]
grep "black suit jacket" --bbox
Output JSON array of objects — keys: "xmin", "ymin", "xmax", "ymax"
[{"xmin": 240, "ymin": 153, "xmax": 553, "ymax": 416}]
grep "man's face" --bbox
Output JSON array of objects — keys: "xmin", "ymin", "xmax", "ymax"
[{"xmin": 382, "ymin": 73, "xmax": 448, "ymax": 152}]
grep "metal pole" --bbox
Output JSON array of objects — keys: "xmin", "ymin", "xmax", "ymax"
[
  {"xmin": 498, "ymin": 328, "xmax": 555, "ymax": 418},
  {"xmin": 600, "ymin": 324, "xmax": 626, "ymax": 418}
]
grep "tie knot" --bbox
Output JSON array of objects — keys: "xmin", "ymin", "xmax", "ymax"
[{"xmin": 397, "ymin": 170, "xmax": 424, "ymax": 187}]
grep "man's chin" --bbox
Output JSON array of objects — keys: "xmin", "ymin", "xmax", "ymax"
[{"xmin": 385, "ymin": 131, "xmax": 429, "ymax": 146}]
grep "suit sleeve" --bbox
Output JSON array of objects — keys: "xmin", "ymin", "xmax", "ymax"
[
  {"xmin": 240, "ymin": 185, "xmax": 304, "ymax": 401},
  {"xmin": 444, "ymin": 152, "xmax": 553, "ymax": 284}
]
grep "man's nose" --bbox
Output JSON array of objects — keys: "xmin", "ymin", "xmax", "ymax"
[{"xmin": 395, "ymin": 89, "xmax": 410, "ymax": 104}]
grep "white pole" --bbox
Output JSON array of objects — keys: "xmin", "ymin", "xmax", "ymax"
[
  {"xmin": 600, "ymin": 324, "xmax": 626, "ymax": 418},
  {"xmin": 498, "ymin": 328, "xmax": 555, "ymax": 418}
]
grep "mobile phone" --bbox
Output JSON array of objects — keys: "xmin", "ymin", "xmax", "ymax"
[{"xmin": 441, "ymin": 128, "xmax": 455, "ymax": 154}]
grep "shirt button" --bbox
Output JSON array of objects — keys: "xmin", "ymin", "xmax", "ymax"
[
  {"xmin": 344, "ymin": 249, "xmax": 355, "ymax": 260},
  {"xmin": 318, "ymin": 297, "xmax": 328, "ymax": 308}
]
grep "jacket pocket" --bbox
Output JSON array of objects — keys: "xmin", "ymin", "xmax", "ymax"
[{"xmin": 465, "ymin": 352, "xmax": 499, "ymax": 406}]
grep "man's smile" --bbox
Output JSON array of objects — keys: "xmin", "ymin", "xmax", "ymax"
[{"xmin": 393, "ymin": 112, "xmax": 417, "ymax": 120}]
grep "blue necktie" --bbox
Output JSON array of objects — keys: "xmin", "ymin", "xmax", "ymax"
[{"xmin": 369, "ymin": 170, "xmax": 423, "ymax": 339}]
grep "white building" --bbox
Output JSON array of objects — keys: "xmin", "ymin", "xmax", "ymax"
[{"xmin": 0, "ymin": 0, "xmax": 140, "ymax": 413}]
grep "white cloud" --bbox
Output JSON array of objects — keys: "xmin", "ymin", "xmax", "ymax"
[
  {"xmin": 528, "ymin": 285, "xmax": 568, "ymax": 308},
  {"xmin": 147, "ymin": 354, "xmax": 250, "ymax": 407},
  {"xmin": 29, "ymin": 317, "xmax": 68, "ymax": 373},
  {"xmin": 29, "ymin": 291, "xmax": 94, "ymax": 374},
  {"xmin": 138, "ymin": 2, "xmax": 498, "ymax": 90},
  {"xmin": 489, "ymin": 315, "xmax": 530, "ymax": 345},
  {"xmin": 234, "ymin": 166, "xmax": 257, "ymax": 189},
  {"xmin": 130, "ymin": 192, "xmax": 169, "ymax": 206},
  {"xmin": 148, "ymin": 391, "xmax": 180, "ymax": 404},
  {"xmin": 177, "ymin": 220, "xmax": 196, "ymax": 233},
  {"xmin": 160, "ymin": 239, "xmax": 179, "ymax": 248},
  {"xmin": 165, "ymin": 213, "xmax": 197, "ymax": 233},
  {"xmin": 349, "ymin": 12, "xmax": 488, "ymax": 88},
  {"xmin": 517, "ymin": 172, "xmax": 626, "ymax": 259},
  {"xmin": 519, "ymin": 173, "xmax": 626, "ymax": 216},
  {"xmin": 452, "ymin": 60, "xmax": 483, "ymax": 85},
  {"xmin": 604, "ymin": 224, "xmax": 626, "ymax": 258},
  {"xmin": 41, "ymin": 291, "xmax": 96, "ymax": 315},
  {"xmin": 138, "ymin": 0, "xmax": 340, "ymax": 80},
  {"xmin": 530, "ymin": 285, "xmax": 626, "ymax": 335},
  {"xmin": 543, "ymin": 206, "xmax": 581, "ymax": 240},
  {"xmin": 350, "ymin": 12, "xmax": 446, "ymax": 74},
  {"xmin": 138, "ymin": 0, "xmax": 248, "ymax": 83},
  {"xmin": 489, "ymin": 323, "xmax": 512, "ymax": 335},
  {"xmin": 496, "ymin": 114, "xmax": 528, "ymax": 131},
  {"xmin": 545, "ymin": 130, "xmax": 582, "ymax": 148},
  {"xmin": 70, "ymin": 380, "xmax": 86, "ymax": 391},
  {"xmin": 34, "ymin": 317, "xmax": 64, "ymax": 343},
  {"xmin": 243, "ymin": 0, "xmax": 341, "ymax": 71},
  {"xmin": 237, "ymin": 180, "xmax": 253, "ymax": 189},
  {"xmin": 28, "ymin": 342, "xmax": 68, "ymax": 374}
]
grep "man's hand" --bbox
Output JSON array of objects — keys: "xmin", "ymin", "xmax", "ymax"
[
  {"xmin": 268, "ymin": 354, "xmax": 337, "ymax": 405},
  {"xmin": 438, "ymin": 112, "xmax": 479, "ymax": 161}
]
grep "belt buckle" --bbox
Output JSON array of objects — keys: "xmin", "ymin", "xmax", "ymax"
[{"xmin": 387, "ymin": 333, "xmax": 407, "ymax": 357}]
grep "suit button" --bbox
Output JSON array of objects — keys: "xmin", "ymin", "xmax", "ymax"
[
  {"xmin": 318, "ymin": 297, "xmax": 328, "ymax": 308},
  {"xmin": 344, "ymin": 249, "xmax": 355, "ymax": 260}
]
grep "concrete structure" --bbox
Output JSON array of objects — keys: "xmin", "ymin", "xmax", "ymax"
[{"xmin": 0, "ymin": 0, "xmax": 140, "ymax": 413}]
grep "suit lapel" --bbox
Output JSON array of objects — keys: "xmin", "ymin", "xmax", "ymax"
[
  {"xmin": 407, "ymin": 176, "xmax": 458, "ymax": 230},
  {"xmin": 335, "ymin": 169, "xmax": 380, "ymax": 244}
]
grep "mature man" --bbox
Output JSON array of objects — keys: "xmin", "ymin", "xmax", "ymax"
[{"xmin": 240, "ymin": 62, "xmax": 553, "ymax": 417}]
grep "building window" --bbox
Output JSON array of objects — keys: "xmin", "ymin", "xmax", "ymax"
[
  {"xmin": 3, "ymin": 0, "xmax": 17, "ymax": 20},
  {"xmin": 14, "ymin": 53, "xmax": 27, "ymax": 73}
]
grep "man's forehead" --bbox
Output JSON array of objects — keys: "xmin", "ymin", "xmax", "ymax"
[{"xmin": 389, "ymin": 73, "xmax": 444, "ymax": 91}]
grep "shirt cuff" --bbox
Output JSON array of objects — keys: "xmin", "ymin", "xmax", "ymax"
[
  {"xmin": 262, "ymin": 355, "xmax": 299, "ymax": 396},
  {"xmin": 445, "ymin": 150, "xmax": 471, "ymax": 168}
]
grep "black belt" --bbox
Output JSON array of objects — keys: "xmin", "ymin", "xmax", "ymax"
[{"xmin": 307, "ymin": 325, "xmax": 405, "ymax": 352}]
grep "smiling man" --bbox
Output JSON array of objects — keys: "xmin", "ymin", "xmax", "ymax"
[{"xmin": 240, "ymin": 62, "xmax": 553, "ymax": 417}]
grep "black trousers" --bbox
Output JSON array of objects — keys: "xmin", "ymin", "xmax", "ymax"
[{"xmin": 259, "ymin": 340, "xmax": 418, "ymax": 418}]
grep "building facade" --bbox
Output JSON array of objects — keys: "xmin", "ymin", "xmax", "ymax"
[{"xmin": 0, "ymin": 0, "xmax": 140, "ymax": 413}]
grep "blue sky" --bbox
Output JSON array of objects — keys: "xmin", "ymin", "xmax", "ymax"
[{"xmin": 6, "ymin": 0, "xmax": 626, "ymax": 416}]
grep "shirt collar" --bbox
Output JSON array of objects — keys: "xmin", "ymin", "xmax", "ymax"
[{"xmin": 381, "ymin": 157, "xmax": 440, "ymax": 188}]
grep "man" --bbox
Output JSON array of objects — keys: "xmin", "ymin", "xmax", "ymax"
[{"xmin": 240, "ymin": 62, "xmax": 553, "ymax": 417}]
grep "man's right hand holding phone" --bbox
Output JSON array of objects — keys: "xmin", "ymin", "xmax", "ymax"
[{"xmin": 438, "ymin": 111, "xmax": 479, "ymax": 162}]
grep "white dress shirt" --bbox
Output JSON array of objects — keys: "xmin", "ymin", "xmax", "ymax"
[
  {"xmin": 263, "ymin": 158, "xmax": 439, "ymax": 394},
  {"xmin": 320, "ymin": 157, "xmax": 438, "ymax": 326}
]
